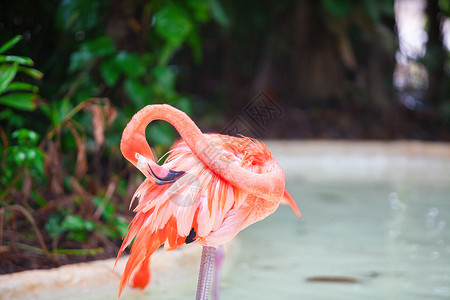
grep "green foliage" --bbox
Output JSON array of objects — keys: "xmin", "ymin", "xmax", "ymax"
[
  {"xmin": 56, "ymin": 0, "xmax": 104, "ymax": 33},
  {"xmin": 45, "ymin": 211, "xmax": 95, "ymax": 242},
  {"xmin": 0, "ymin": 36, "xmax": 23, "ymax": 54},
  {"xmin": 92, "ymin": 197, "xmax": 128, "ymax": 240},
  {"xmin": 4, "ymin": 129, "xmax": 43, "ymax": 175},
  {"xmin": 321, "ymin": 0, "xmax": 394, "ymax": 21},
  {"xmin": 59, "ymin": 0, "xmax": 223, "ymax": 148},
  {"xmin": 69, "ymin": 36, "xmax": 116, "ymax": 73},
  {"xmin": 62, "ymin": 1, "xmax": 214, "ymax": 110},
  {"xmin": 0, "ymin": 0, "xmax": 227, "ymax": 266},
  {"xmin": 147, "ymin": 121, "xmax": 176, "ymax": 148},
  {"xmin": 439, "ymin": 0, "xmax": 450, "ymax": 16},
  {"xmin": 0, "ymin": 129, "xmax": 44, "ymax": 200},
  {"xmin": 45, "ymin": 213, "xmax": 65, "ymax": 240},
  {"xmin": 44, "ymin": 195, "xmax": 128, "ymax": 244},
  {"xmin": 155, "ymin": 4, "xmax": 194, "ymax": 46},
  {"xmin": 0, "ymin": 35, "xmax": 42, "ymax": 111},
  {"xmin": 322, "ymin": 0, "xmax": 352, "ymax": 19},
  {"xmin": 211, "ymin": 0, "xmax": 230, "ymax": 27},
  {"xmin": 361, "ymin": 0, "xmax": 394, "ymax": 21},
  {"xmin": 61, "ymin": 214, "xmax": 95, "ymax": 242}
]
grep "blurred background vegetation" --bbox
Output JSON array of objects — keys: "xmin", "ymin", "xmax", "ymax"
[{"xmin": 0, "ymin": 0, "xmax": 449, "ymax": 273}]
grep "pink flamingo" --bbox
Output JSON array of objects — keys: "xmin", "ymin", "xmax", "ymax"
[{"xmin": 116, "ymin": 104, "xmax": 300, "ymax": 299}]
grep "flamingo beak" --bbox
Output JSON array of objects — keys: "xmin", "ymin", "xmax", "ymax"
[{"xmin": 148, "ymin": 165, "xmax": 185, "ymax": 185}]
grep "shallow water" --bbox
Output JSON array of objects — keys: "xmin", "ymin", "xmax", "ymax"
[
  {"xmin": 221, "ymin": 179, "xmax": 450, "ymax": 300},
  {"xmin": 123, "ymin": 177, "xmax": 450, "ymax": 300}
]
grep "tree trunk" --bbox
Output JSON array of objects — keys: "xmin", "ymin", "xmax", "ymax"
[{"xmin": 425, "ymin": 0, "xmax": 446, "ymax": 106}]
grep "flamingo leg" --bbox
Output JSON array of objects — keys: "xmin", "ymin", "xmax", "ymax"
[
  {"xmin": 213, "ymin": 245, "xmax": 224, "ymax": 300},
  {"xmin": 196, "ymin": 246, "xmax": 216, "ymax": 300}
]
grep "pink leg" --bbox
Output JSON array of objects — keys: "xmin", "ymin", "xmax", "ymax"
[
  {"xmin": 196, "ymin": 246, "xmax": 216, "ymax": 300},
  {"xmin": 213, "ymin": 245, "xmax": 224, "ymax": 300}
]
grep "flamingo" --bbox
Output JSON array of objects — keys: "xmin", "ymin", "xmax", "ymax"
[{"xmin": 116, "ymin": 104, "xmax": 300, "ymax": 299}]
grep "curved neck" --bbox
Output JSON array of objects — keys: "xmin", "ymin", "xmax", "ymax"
[
  {"xmin": 120, "ymin": 104, "xmax": 284, "ymax": 200},
  {"xmin": 120, "ymin": 104, "xmax": 205, "ymax": 166}
]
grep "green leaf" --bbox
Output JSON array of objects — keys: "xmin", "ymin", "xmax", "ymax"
[
  {"xmin": 147, "ymin": 122, "xmax": 175, "ymax": 147},
  {"xmin": 0, "ymin": 92, "xmax": 36, "ymax": 111},
  {"xmin": 379, "ymin": 0, "xmax": 394, "ymax": 17},
  {"xmin": 12, "ymin": 129, "xmax": 40, "ymax": 144},
  {"xmin": 124, "ymin": 78, "xmax": 148, "ymax": 107},
  {"xmin": 140, "ymin": 52, "xmax": 153, "ymax": 66},
  {"xmin": 0, "ymin": 35, "xmax": 22, "ymax": 54},
  {"xmin": 0, "ymin": 108, "xmax": 25, "ymax": 127},
  {"xmin": 67, "ymin": 231, "xmax": 87, "ymax": 242},
  {"xmin": 100, "ymin": 57, "xmax": 120, "ymax": 87},
  {"xmin": 17, "ymin": 66, "xmax": 43, "ymax": 80},
  {"xmin": 174, "ymin": 97, "xmax": 192, "ymax": 115},
  {"xmin": 3, "ymin": 82, "xmax": 39, "ymax": 93},
  {"xmin": 55, "ymin": 97, "xmax": 73, "ymax": 123},
  {"xmin": 362, "ymin": 0, "xmax": 379, "ymax": 21},
  {"xmin": 56, "ymin": 0, "xmax": 101, "ymax": 33},
  {"xmin": 97, "ymin": 225, "xmax": 117, "ymax": 240},
  {"xmin": 39, "ymin": 103, "xmax": 58, "ymax": 126},
  {"xmin": 25, "ymin": 148, "xmax": 38, "ymax": 162},
  {"xmin": 32, "ymin": 149, "xmax": 45, "ymax": 175},
  {"xmin": 113, "ymin": 216, "xmax": 128, "ymax": 236},
  {"xmin": 154, "ymin": 4, "xmax": 193, "ymax": 46},
  {"xmin": 440, "ymin": 0, "xmax": 450, "ymax": 16},
  {"xmin": 45, "ymin": 214, "xmax": 64, "ymax": 239},
  {"xmin": 69, "ymin": 50, "xmax": 92, "ymax": 73},
  {"xmin": 157, "ymin": 43, "xmax": 177, "ymax": 65},
  {"xmin": 187, "ymin": 26, "xmax": 203, "ymax": 63},
  {"xmin": 211, "ymin": 0, "xmax": 230, "ymax": 27},
  {"xmin": 84, "ymin": 220, "xmax": 95, "ymax": 231},
  {"xmin": 82, "ymin": 36, "xmax": 116, "ymax": 56},
  {"xmin": 72, "ymin": 76, "xmax": 100, "ymax": 101},
  {"xmin": 92, "ymin": 197, "xmax": 115, "ymax": 219},
  {"xmin": 103, "ymin": 203, "xmax": 115, "ymax": 219},
  {"xmin": 61, "ymin": 214, "xmax": 94, "ymax": 242},
  {"xmin": 115, "ymin": 51, "xmax": 146, "ymax": 78},
  {"xmin": 32, "ymin": 191, "xmax": 46, "ymax": 208},
  {"xmin": 321, "ymin": 0, "xmax": 352, "ymax": 18},
  {"xmin": 69, "ymin": 37, "xmax": 115, "ymax": 73},
  {"xmin": 0, "ymin": 55, "xmax": 34, "ymax": 66},
  {"xmin": 61, "ymin": 215, "xmax": 85, "ymax": 231},
  {"xmin": 187, "ymin": 0, "xmax": 211, "ymax": 22},
  {"xmin": 11, "ymin": 147, "xmax": 27, "ymax": 165},
  {"xmin": 153, "ymin": 65, "xmax": 176, "ymax": 93},
  {"xmin": 0, "ymin": 63, "xmax": 18, "ymax": 93}
]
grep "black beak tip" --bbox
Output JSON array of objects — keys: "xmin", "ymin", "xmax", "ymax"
[
  {"xmin": 149, "ymin": 165, "xmax": 185, "ymax": 185},
  {"xmin": 167, "ymin": 169, "xmax": 185, "ymax": 178}
]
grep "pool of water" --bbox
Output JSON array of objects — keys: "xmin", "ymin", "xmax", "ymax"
[{"xmin": 222, "ymin": 179, "xmax": 450, "ymax": 300}]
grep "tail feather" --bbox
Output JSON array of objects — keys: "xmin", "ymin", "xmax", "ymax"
[
  {"xmin": 118, "ymin": 217, "xmax": 177, "ymax": 297},
  {"xmin": 280, "ymin": 189, "xmax": 301, "ymax": 217},
  {"xmin": 131, "ymin": 257, "xmax": 151, "ymax": 290}
]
